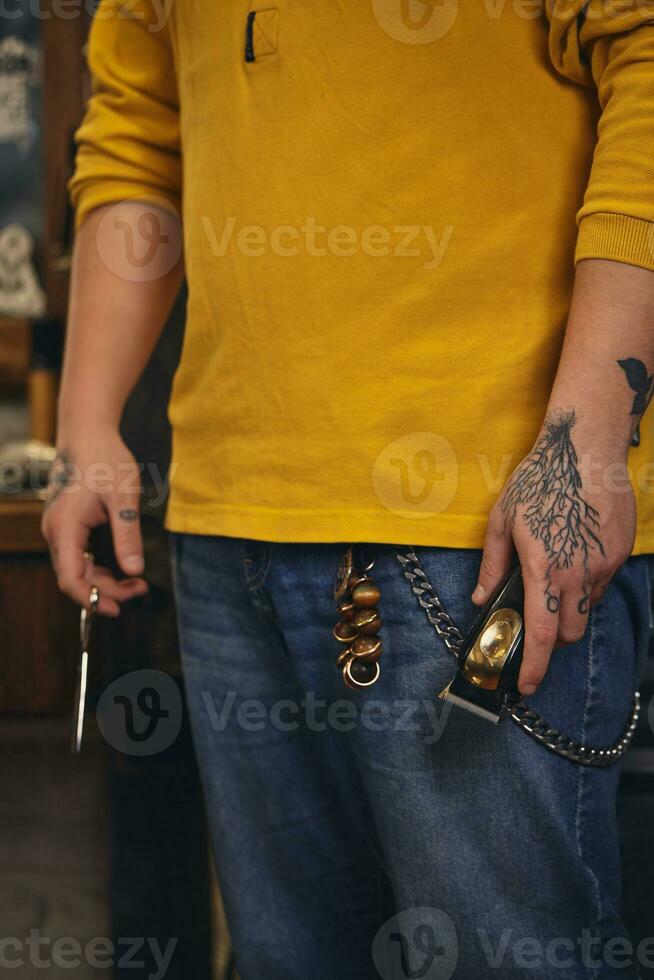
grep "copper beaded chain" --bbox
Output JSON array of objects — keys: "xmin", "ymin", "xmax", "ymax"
[{"xmin": 333, "ymin": 546, "xmax": 384, "ymax": 689}]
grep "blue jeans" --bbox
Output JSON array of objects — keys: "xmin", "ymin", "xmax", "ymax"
[{"xmin": 171, "ymin": 535, "xmax": 651, "ymax": 980}]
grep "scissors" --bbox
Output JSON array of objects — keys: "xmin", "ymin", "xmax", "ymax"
[{"xmin": 71, "ymin": 553, "xmax": 100, "ymax": 754}]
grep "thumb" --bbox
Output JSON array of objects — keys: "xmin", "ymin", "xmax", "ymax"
[
  {"xmin": 108, "ymin": 492, "xmax": 144, "ymax": 576},
  {"xmin": 472, "ymin": 510, "xmax": 514, "ymax": 605}
]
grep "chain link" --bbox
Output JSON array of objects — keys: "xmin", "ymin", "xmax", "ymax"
[{"xmin": 396, "ymin": 548, "xmax": 641, "ymax": 768}]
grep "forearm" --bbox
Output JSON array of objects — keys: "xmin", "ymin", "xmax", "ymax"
[
  {"xmin": 543, "ymin": 258, "xmax": 654, "ymax": 457},
  {"xmin": 58, "ymin": 201, "xmax": 184, "ymax": 441},
  {"xmin": 476, "ymin": 257, "xmax": 653, "ymax": 693}
]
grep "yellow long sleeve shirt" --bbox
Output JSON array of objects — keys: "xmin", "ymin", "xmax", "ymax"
[{"xmin": 70, "ymin": 0, "xmax": 654, "ymax": 551}]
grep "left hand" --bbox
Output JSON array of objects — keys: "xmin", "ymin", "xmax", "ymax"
[{"xmin": 472, "ymin": 413, "xmax": 636, "ymax": 695}]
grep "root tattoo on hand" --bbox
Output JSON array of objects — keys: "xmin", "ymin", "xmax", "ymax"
[{"xmin": 501, "ymin": 411, "xmax": 605, "ymax": 614}]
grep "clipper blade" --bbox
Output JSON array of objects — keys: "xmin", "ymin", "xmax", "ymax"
[{"xmin": 438, "ymin": 680, "xmax": 502, "ymax": 725}]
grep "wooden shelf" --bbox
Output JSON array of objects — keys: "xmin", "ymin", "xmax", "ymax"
[
  {"xmin": 0, "ymin": 495, "xmax": 78, "ymax": 714},
  {"xmin": 0, "ymin": 318, "xmax": 30, "ymax": 389},
  {"xmin": 0, "ymin": 497, "xmax": 46, "ymax": 553}
]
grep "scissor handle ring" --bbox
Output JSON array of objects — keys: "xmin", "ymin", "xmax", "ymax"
[{"xmin": 80, "ymin": 584, "xmax": 100, "ymax": 648}]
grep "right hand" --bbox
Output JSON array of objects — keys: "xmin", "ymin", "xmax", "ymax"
[{"xmin": 41, "ymin": 428, "xmax": 149, "ymax": 616}]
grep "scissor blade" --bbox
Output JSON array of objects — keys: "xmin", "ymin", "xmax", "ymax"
[{"xmin": 71, "ymin": 650, "xmax": 89, "ymax": 754}]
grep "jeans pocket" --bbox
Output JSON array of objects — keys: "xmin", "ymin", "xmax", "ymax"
[{"xmin": 242, "ymin": 540, "xmax": 271, "ymax": 590}]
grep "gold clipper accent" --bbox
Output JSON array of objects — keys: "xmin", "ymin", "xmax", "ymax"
[{"xmin": 461, "ymin": 608, "xmax": 522, "ymax": 690}]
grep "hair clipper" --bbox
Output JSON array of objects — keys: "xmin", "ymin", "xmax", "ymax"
[{"xmin": 438, "ymin": 565, "xmax": 524, "ymax": 724}]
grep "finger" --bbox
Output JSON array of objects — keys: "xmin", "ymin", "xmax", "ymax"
[
  {"xmin": 589, "ymin": 577, "xmax": 610, "ymax": 607},
  {"xmin": 108, "ymin": 494, "xmax": 145, "ymax": 576},
  {"xmin": 89, "ymin": 566, "xmax": 149, "ymax": 603},
  {"xmin": 519, "ymin": 566, "xmax": 559, "ymax": 695},
  {"xmin": 52, "ymin": 521, "xmax": 120, "ymax": 617},
  {"xmin": 557, "ymin": 587, "xmax": 589, "ymax": 647},
  {"xmin": 472, "ymin": 511, "xmax": 514, "ymax": 605}
]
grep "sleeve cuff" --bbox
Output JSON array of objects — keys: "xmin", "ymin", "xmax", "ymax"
[
  {"xmin": 575, "ymin": 212, "xmax": 654, "ymax": 272},
  {"xmin": 71, "ymin": 180, "xmax": 182, "ymax": 232}
]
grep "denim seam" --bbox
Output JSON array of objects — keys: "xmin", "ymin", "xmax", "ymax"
[
  {"xmin": 574, "ymin": 606, "xmax": 603, "ymax": 980},
  {"xmin": 168, "ymin": 533, "xmax": 177, "ymax": 578},
  {"xmin": 243, "ymin": 545, "xmax": 284, "ymax": 630},
  {"xmin": 645, "ymin": 558, "xmax": 654, "ymax": 633},
  {"xmin": 169, "ymin": 530, "xmax": 183, "ymax": 574},
  {"xmin": 242, "ymin": 542, "xmax": 272, "ymax": 590},
  {"xmin": 248, "ymin": 585, "xmax": 282, "ymax": 630}
]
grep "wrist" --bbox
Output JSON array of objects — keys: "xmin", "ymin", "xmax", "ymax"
[
  {"xmin": 56, "ymin": 412, "xmax": 121, "ymax": 449},
  {"xmin": 531, "ymin": 407, "xmax": 632, "ymax": 499},
  {"xmin": 539, "ymin": 401, "xmax": 632, "ymax": 462}
]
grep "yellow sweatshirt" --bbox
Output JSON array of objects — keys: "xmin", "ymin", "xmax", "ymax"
[{"xmin": 70, "ymin": 0, "xmax": 654, "ymax": 551}]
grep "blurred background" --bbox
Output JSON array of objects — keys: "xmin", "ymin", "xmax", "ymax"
[{"xmin": 0, "ymin": 3, "xmax": 653, "ymax": 979}]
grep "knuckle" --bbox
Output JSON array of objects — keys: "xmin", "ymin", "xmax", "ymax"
[
  {"xmin": 113, "ymin": 518, "xmax": 140, "ymax": 540},
  {"xmin": 57, "ymin": 574, "xmax": 75, "ymax": 595},
  {"xmin": 479, "ymin": 554, "xmax": 499, "ymax": 580},
  {"xmin": 41, "ymin": 511, "xmax": 57, "ymax": 538},
  {"xmin": 522, "ymin": 556, "xmax": 546, "ymax": 581},
  {"xmin": 594, "ymin": 559, "xmax": 614, "ymax": 578},
  {"xmin": 530, "ymin": 623, "xmax": 556, "ymax": 647},
  {"xmin": 113, "ymin": 505, "xmax": 141, "ymax": 527}
]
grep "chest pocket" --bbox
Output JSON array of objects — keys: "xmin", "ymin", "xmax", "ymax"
[{"xmin": 245, "ymin": 8, "xmax": 280, "ymax": 63}]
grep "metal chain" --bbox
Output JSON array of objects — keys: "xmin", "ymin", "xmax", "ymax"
[{"xmin": 396, "ymin": 548, "xmax": 641, "ymax": 768}]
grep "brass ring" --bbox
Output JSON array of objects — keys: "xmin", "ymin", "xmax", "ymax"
[
  {"xmin": 333, "ymin": 621, "xmax": 357, "ymax": 644},
  {"xmin": 80, "ymin": 585, "xmax": 100, "ymax": 648},
  {"xmin": 89, "ymin": 584, "xmax": 100, "ymax": 611},
  {"xmin": 355, "ymin": 546, "xmax": 375, "ymax": 574},
  {"xmin": 350, "ymin": 634, "xmax": 382, "ymax": 662},
  {"xmin": 333, "ymin": 546, "xmax": 354, "ymax": 601},
  {"xmin": 344, "ymin": 658, "xmax": 380, "ymax": 689}
]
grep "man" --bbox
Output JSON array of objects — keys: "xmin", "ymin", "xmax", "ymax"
[{"xmin": 44, "ymin": 1, "xmax": 654, "ymax": 977}]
